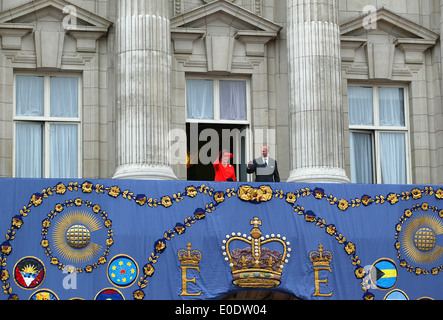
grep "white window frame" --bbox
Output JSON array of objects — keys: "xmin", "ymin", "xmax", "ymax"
[
  {"xmin": 13, "ymin": 72, "xmax": 82, "ymax": 178},
  {"xmin": 185, "ymin": 76, "xmax": 253, "ymax": 181},
  {"xmin": 185, "ymin": 75, "xmax": 251, "ymax": 125},
  {"xmin": 348, "ymin": 84, "xmax": 411, "ymax": 184}
]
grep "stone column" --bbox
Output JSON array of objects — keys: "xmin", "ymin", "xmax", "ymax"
[
  {"xmin": 286, "ymin": 0, "xmax": 349, "ymax": 183},
  {"xmin": 113, "ymin": 0, "xmax": 177, "ymax": 180}
]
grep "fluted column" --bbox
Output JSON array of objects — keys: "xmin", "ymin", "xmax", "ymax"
[
  {"xmin": 113, "ymin": 0, "xmax": 177, "ymax": 180},
  {"xmin": 286, "ymin": 0, "xmax": 349, "ymax": 183}
]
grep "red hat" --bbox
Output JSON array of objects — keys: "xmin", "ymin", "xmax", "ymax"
[{"xmin": 222, "ymin": 151, "xmax": 233, "ymax": 159}]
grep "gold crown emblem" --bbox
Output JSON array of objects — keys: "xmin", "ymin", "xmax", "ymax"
[
  {"xmin": 222, "ymin": 218, "xmax": 290, "ymax": 288},
  {"xmin": 309, "ymin": 244, "xmax": 332, "ymax": 267},
  {"xmin": 178, "ymin": 243, "xmax": 202, "ymax": 266}
]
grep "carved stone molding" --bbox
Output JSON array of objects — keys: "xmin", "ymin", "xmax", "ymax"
[
  {"xmin": 254, "ymin": 0, "xmax": 262, "ymax": 16},
  {"xmin": 170, "ymin": 28, "xmax": 205, "ymax": 54},
  {"xmin": 395, "ymin": 38, "xmax": 436, "ymax": 65},
  {"xmin": 366, "ymin": 42, "xmax": 395, "ymax": 80},
  {"xmin": 340, "ymin": 7, "xmax": 438, "ymax": 79},
  {"xmin": 34, "ymin": 30, "xmax": 65, "ymax": 69},
  {"xmin": 170, "ymin": 0, "xmax": 281, "ymax": 72},
  {"xmin": 235, "ymin": 31, "xmax": 277, "ymax": 57},
  {"xmin": 205, "ymin": 35, "xmax": 235, "ymax": 72},
  {"xmin": 0, "ymin": 24, "xmax": 33, "ymax": 50},
  {"xmin": 0, "ymin": 0, "xmax": 112, "ymax": 67},
  {"xmin": 66, "ymin": 26, "xmax": 109, "ymax": 53},
  {"xmin": 340, "ymin": 36, "xmax": 366, "ymax": 62},
  {"xmin": 174, "ymin": 0, "xmax": 182, "ymax": 16}
]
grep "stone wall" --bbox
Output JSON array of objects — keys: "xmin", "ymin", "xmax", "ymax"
[{"xmin": 0, "ymin": 0, "xmax": 442, "ymax": 184}]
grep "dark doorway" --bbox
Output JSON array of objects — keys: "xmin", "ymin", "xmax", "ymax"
[{"xmin": 186, "ymin": 123, "xmax": 249, "ymax": 182}]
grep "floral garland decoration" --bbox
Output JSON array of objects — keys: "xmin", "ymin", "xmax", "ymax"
[
  {"xmin": 280, "ymin": 185, "xmax": 443, "ymax": 299},
  {"xmin": 0, "ymin": 181, "xmax": 216, "ymax": 300},
  {"xmin": 280, "ymin": 186, "xmax": 443, "ymax": 212},
  {"xmin": 134, "ymin": 185, "xmax": 228, "ymax": 299},
  {"xmin": 288, "ymin": 203, "xmax": 370, "ymax": 299},
  {"xmin": 1, "ymin": 181, "xmax": 443, "ymax": 300},
  {"xmin": 133, "ymin": 207, "xmax": 209, "ymax": 300}
]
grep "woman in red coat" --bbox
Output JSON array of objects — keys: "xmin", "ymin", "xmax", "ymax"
[{"xmin": 214, "ymin": 150, "xmax": 236, "ymax": 182}]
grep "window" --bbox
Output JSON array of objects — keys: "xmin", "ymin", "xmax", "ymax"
[
  {"xmin": 14, "ymin": 74, "xmax": 81, "ymax": 178},
  {"xmin": 348, "ymin": 85, "xmax": 409, "ymax": 184},
  {"xmin": 186, "ymin": 77, "xmax": 249, "ymax": 123},
  {"xmin": 185, "ymin": 77, "xmax": 251, "ymax": 181}
]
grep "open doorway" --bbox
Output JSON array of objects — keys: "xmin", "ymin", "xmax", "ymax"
[{"xmin": 186, "ymin": 123, "xmax": 250, "ymax": 182}]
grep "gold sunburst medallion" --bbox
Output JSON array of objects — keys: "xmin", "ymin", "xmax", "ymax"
[
  {"xmin": 52, "ymin": 210, "xmax": 103, "ymax": 264},
  {"xmin": 399, "ymin": 212, "xmax": 443, "ymax": 266},
  {"xmin": 41, "ymin": 199, "xmax": 114, "ymax": 274}
]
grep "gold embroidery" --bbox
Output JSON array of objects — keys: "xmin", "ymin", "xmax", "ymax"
[
  {"xmin": 178, "ymin": 243, "xmax": 202, "ymax": 296},
  {"xmin": 310, "ymin": 245, "xmax": 333, "ymax": 297},
  {"xmin": 223, "ymin": 218, "xmax": 290, "ymax": 289},
  {"xmin": 237, "ymin": 185, "xmax": 273, "ymax": 203}
]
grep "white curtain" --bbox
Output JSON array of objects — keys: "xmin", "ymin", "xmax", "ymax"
[
  {"xmin": 349, "ymin": 86, "xmax": 407, "ymax": 184},
  {"xmin": 379, "ymin": 87, "xmax": 404, "ymax": 126},
  {"xmin": 16, "ymin": 76, "xmax": 44, "ymax": 117},
  {"xmin": 380, "ymin": 132, "xmax": 406, "ymax": 184},
  {"xmin": 220, "ymin": 80, "xmax": 247, "ymax": 120},
  {"xmin": 186, "ymin": 79, "xmax": 214, "ymax": 119},
  {"xmin": 15, "ymin": 123, "xmax": 42, "ymax": 178},
  {"xmin": 50, "ymin": 76, "xmax": 78, "ymax": 118},
  {"xmin": 50, "ymin": 124, "xmax": 78, "ymax": 178},
  {"xmin": 350, "ymin": 132, "xmax": 373, "ymax": 184},
  {"xmin": 348, "ymin": 86, "xmax": 373, "ymax": 126}
]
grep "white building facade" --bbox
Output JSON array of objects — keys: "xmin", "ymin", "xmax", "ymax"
[{"xmin": 0, "ymin": 0, "xmax": 442, "ymax": 185}]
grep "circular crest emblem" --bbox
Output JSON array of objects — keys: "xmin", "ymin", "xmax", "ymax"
[
  {"xmin": 95, "ymin": 288, "xmax": 125, "ymax": 300},
  {"xmin": 384, "ymin": 289, "xmax": 408, "ymax": 300},
  {"xmin": 29, "ymin": 289, "xmax": 58, "ymax": 300},
  {"xmin": 369, "ymin": 259, "xmax": 398, "ymax": 290},
  {"xmin": 107, "ymin": 255, "xmax": 139, "ymax": 288},
  {"xmin": 13, "ymin": 257, "xmax": 45, "ymax": 290}
]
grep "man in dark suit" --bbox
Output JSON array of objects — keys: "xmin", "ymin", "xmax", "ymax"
[{"xmin": 246, "ymin": 145, "xmax": 280, "ymax": 182}]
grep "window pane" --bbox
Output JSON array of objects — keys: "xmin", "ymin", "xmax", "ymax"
[
  {"xmin": 220, "ymin": 80, "xmax": 247, "ymax": 121},
  {"xmin": 379, "ymin": 87, "xmax": 405, "ymax": 126},
  {"xmin": 15, "ymin": 123, "xmax": 42, "ymax": 178},
  {"xmin": 348, "ymin": 86, "xmax": 373, "ymax": 126},
  {"xmin": 350, "ymin": 132, "xmax": 373, "ymax": 184},
  {"xmin": 379, "ymin": 132, "xmax": 406, "ymax": 184},
  {"xmin": 186, "ymin": 79, "xmax": 214, "ymax": 119},
  {"xmin": 50, "ymin": 124, "xmax": 78, "ymax": 178},
  {"xmin": 16, "ymin": 76, "xmax": 44, "ymax": 117},
  {"xmin": 50, "ymin": 76, "xmax": 79, "ymax": 118}
]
